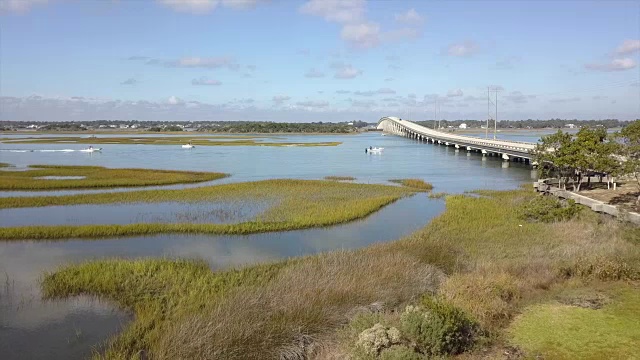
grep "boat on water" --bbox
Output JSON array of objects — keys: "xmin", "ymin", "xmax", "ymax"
[
  {"xmin": 182, "ymin": 144, "xmax": 195, "ymax": 149},
  {"xmin": 365, "ymin": 147, "xmax": 384, "ymax": 154},
  {"xmin": 80, "ymin": 146, "xmax": 102, "ymax": 153}
]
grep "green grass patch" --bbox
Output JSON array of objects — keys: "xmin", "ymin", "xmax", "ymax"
[
  {"xmin": 0, "ymin": 136, "xmax": 341, "ymax": 147},
  {"xmin": 324, "ymin": 176, "xmax": 356, "ymax": 181},
  {"xmin": 0, "ymin": 180, "xmax": 416, "ymax": 239},
  {"xmin": 0, "ymin": 162, "xmax": 10, "ymax": 168},
  {"xmin": 389, "ymin": 179, "xmax": 433, "ymax": 191},
  {"xmin": 41, "ymin": 258, "xmax": 291, "ymax": 359},
  {"xmin": 38, "ymin": 188, "xmax": 640, "ymax": 358},
  {"xmin": 508, "ymin": 284, "xmax": 640, "ymax": 360},
  {"xmin": 0, "ymin": 165, "xmax": 227, "ymax": 190}
]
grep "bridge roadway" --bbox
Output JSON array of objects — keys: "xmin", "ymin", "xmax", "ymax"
[{"xmin": 377, "ymin": 116, "xmax": 536, "ymax": 163}]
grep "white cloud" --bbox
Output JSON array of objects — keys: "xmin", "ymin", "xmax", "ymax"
[
  {"xmin": 157, "ymin": 0, "xmax": 218, "ymax": 14},
  {"xmin": 296, "ymin": 100, "xmax": 329, "ymax": 108},
  {"xmin": 0, "ymin": 0, "xmax": 47, "ymax": 13},
  {"xmin": 341, "ymin": 22, "xmax": 380, "ymax": 49},
  {"xmin": 331, "ymin": 62, "xmax": 363, "ymax": 79},
  {"xmin": 394, "ymin": 9, "xmax": 424, "ymax": 24},
  {"xmin": 121, "ymin": 78, "xmax": 137, "ymax": 85},
  {"xmin": 549, "ymin": 97, "xmax": 581, "ymax": 103},
  {"xmin": 221, "ymin": 0, "xmax": 263, "ymax": 10},
  {"xmin": 350, "ymin": 99, "xmax": 377, "ymax": 108},
  {"xmin": 169, "ymin": 57, "xmax": 239, "ymax": 70},
  {"xmin": 305, "ymin": 68, "xmax": 325, "ymax": 78},
  {"xmin": 615, "ymin": 39, "xmax": 640, "ymax": 55},
  {"xmin": 447, "ymin": 89, "xmax": 463, "ymax": 97},
  {"xmin": 272, "ymin": 95, "xmax": 291, "ymax": 105},
  {"xmin": 299, "ymin": 0, "xmax": 365, "ymax": 24},
  {"xmin": 504, "ymin": 91, "xmax": 536, "ymax": 104},
  {"xmin": 445, "ymin": 41, "xmax": 480, "ymax": 57},
  {"xmin": 384, "ymin": 78, "xmax": 394, "ymax": 82},
  {"xmin": 354, "ymin": 88, "xmax": 396, "ymax": 96},
  {"xmin": 167, "ymin": 96, "xmax": 184, "ymax": 105},
  {"xmin": 157, "ymin": 0, "xmax": 264, "ymax": 14},
  {"xmin": 585, "ymin": 58, "xmax": 637, "ymax": 72},
  {"xmin": 192, "ymin": 77, "xmax": 222, "ymax": 86}
]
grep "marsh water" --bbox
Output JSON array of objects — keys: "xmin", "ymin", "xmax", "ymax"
[{"xmin": 0, "ymin": 131, "xmax": 540, "ymax": 359}]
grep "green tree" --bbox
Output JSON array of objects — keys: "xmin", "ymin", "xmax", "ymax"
[
  {"xmin": 535, "ymin": 128, "xmax": 620, "ymax": 191},
  {"xmin": 617, "ymin": 120, "xmax": 640, "ymax": 206}
]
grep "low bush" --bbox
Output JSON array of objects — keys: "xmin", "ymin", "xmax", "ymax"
[
  {"xmin": 400, "ymin": 298, "xmax": 478, "ymax": 356},
  {"xmin": 517, "ymin": 195, "xmax": 582, "ymax": 223},
  {"xmin": 560, "ymin": 256, "xmax": 639, "ymax": 281},
  {"xmin": 379, "ymin": 345, "xmax": 426, "ymax": 360}
]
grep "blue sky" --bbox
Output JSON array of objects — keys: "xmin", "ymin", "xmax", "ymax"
[{"xmin": 1, "ymin": 0, "xmax": 639, "ymax": 122}]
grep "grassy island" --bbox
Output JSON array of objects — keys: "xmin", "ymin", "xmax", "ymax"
[
  {"xmin": 0, "ymin": 180, "xmax": 416, "ymax": 239},
  {"xmin": 41, "ymin": 188, "xmax": 640, "ymax": 359},
  {"xmin": 0, "ymin": 165, "xmax": 227, "ymax": 190}
]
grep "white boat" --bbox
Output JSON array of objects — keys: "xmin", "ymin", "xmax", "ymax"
[
  {"xmin": 182, "ymin": 144, "xmax": 195, "ymax": 149},
  {"xmin": 366, "ymin": 147, "xmax": 384, "ymax": 154},
  {"xmin": 80, "ymin": 147, "xmax": 102, "ymax": 153}
]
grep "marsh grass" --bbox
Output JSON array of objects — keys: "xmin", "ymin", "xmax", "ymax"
[
  {"xmin": 508, "ymin": 283, "xmax": 640, "ymax": 360},
  {"xmin": 0, "ymin": 162, "xmax": 10, "ymax": 168},
  {"xmin": 40, "ymin": 188, "xmax": 640, "ymax": 359},
  {"xmin": 0, "ymin": 165, "xmax": 227, "ymax": 190},
  {"xmin": 42, "ymin": 252, "xmax": 442, "ymax": 359},
  {"xmin": 389, "ymin": 179, "xmax": 433, "ymax": 191},
  {"xmin": 0, "ymin": 180, "xmax": 416, "ymax": 239},
  {"xmin": 324, "ymin": 176, "xmax": 356, "ymax": 181},
  {"xmin": 1, "ymin": 136, "xmax": 341, "ymax": 147}
]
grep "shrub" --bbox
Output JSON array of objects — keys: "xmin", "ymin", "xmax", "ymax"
[
  {"xmin": 400, "ymin": 298, "xmax": 478, "ymax": 356},
  {"xmin": 517, "ymin": 195, "xmax": 582, "ymax": 223},
  {"xmin": 355, "ymin": 323, "xmax": 402, "ymax": 356},
  {"xmin": 380, "ymin": 345, "xmax": 426, "ymax": 360},
  {"xmin": 560, "ymin": 256, "xmax": 639, "ymax": 281}
]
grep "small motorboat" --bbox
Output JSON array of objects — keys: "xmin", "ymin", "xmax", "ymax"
[
  {"xmin": 182, "ymin": 144, "xmax": 195, "ymax": 149},
  {"xmin": 80, "ymin": 147, "xmax": 102, "ymax": 153},
  {"xmin": 365, "ymin": 147, "xmax": 384, "ymax": 154}
]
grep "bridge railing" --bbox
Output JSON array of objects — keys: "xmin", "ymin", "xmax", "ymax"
[{"xmin": 378, "ymin": 117, "xmax": 536, "ymax": 154}]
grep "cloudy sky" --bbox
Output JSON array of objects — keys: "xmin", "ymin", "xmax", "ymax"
[{"xmin": 1, "ymin": 0, "xmax": 639, "ymax": 122}]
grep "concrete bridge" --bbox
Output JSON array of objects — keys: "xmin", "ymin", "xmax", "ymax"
[{"xmin": 377, "ymin": 116, "xmax": 536, "ymax": 163}]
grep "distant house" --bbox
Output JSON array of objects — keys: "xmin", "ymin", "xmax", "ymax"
[
  {"xmin": 459, "ymin": 123, "xmax": 467, "ymax": 129},
  {"xmin": 119, "ymin": 124, "xmax": 129, "ymax": 129},
  {"xmin": 347, "ymin": 122, "xmax": 354, "ymax": 126},
  {"xmin": 565, "ymin": 124, "xmax": 576, "ymax": 129}
]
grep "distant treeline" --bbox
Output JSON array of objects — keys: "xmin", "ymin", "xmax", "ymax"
[
  {"xmin": 197, "ymin": 121, "xmax": 358, "ymax": 133},
  {"xmin": 414, "ymin": 119, "xmax": 634, "ymax": 129}
]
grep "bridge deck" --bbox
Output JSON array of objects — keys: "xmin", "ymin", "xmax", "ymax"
[{"xmin": 377, "ymin": 116, "xmax": 536, "ymax": 160}]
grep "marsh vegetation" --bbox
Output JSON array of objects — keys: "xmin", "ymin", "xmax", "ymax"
[
  {"xmin": 41, "ymin": 188, "xmax": 640, "ymax": 359},
  {"xmin": 0, "ymin": 180, "xmax": 416, "ymax": 239},
  {"xmin": 389, "ymin": 179, "xmax": 434, "ymax": 191},
  {"xmin": 0, "ymin": 165, "xmax": 227, "ymax": 190}
]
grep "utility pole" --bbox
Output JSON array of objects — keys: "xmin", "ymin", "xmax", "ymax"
[
  {"xmin": 494, "ymin": 89, "xmax": 498, "ymax": 140},
  {"xmin": 486, "ymin": 86, "xmax": 500, "ymax": 139},
  {"xmin": 486, "ymin": 87, "xmax": 490, "ymax": 139},
  {"xmin": 433, "ymin": 98, "xmax": 437, "ymax": 129}
]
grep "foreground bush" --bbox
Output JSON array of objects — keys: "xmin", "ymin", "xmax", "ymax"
[
  {"xmin": 518, "ymin": 195, "xmax": 582, "ymax": 222},
  {"xmin": 400, "ymin": 298, "xmax": 478, "ymax": 356}
]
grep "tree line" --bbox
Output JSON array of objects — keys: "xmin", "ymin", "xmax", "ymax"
[
  {"xmin": 535, "ymin": 120, "xmax": 640, "ymax": 207},
  {"xmin": 196, "ymin": 122, "xmax": 357, "ymax": 133}
]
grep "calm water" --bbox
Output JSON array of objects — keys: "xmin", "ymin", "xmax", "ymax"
[{"xmin": 0, "ymin": 132, "xmax": 539, "ymax": 359}]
